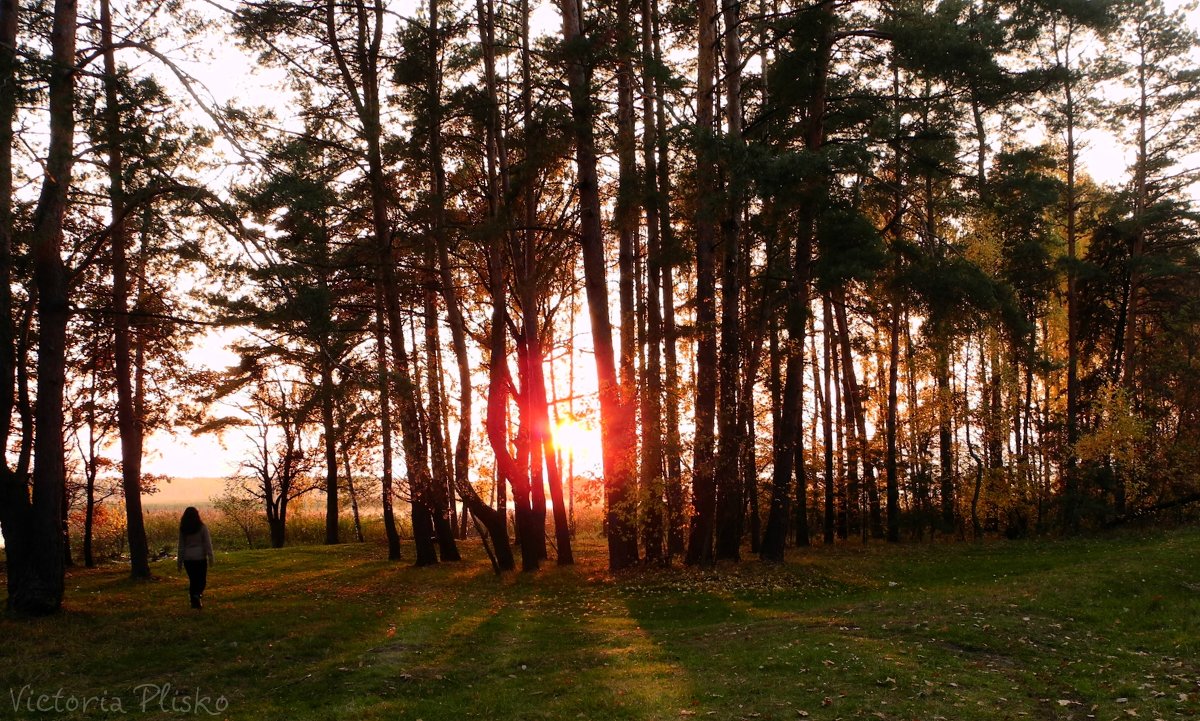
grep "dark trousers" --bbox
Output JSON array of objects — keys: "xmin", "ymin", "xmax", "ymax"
[{"xmin": 183, "ymin": 560, "xmax": 208, "ymax": 598}]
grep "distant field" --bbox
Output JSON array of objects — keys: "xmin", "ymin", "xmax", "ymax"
[
  {"xmin": 143, "ymin": 477, "xmax": 228, "ymax": 507},
  {"xmin": 2, "ymin": 528, "xmax": 1198, "ymax": 721}
]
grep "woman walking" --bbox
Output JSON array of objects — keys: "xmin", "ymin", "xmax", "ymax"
[{"xmin": 177, "ymin": 507, "xmax": 214, "ymax": 609}]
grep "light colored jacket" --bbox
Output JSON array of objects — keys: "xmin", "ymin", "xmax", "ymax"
[{"xmin": 177, "ymin": 525, "xmax": 214, "ymax": 568}]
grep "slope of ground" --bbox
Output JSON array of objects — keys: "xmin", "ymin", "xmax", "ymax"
[{"xmin": 2, "ymin": 528, "xmax": 1197, "ymax": 720}]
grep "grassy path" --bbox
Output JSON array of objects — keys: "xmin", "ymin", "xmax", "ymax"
[{"xmin": 2, "ymin": 528, "xmax": 1198, "ymax": 720}]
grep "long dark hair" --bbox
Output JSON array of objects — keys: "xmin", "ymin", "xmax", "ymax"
[{"xmin": 180, "ymin": 506, "xmax": 204, "ymax": 536}]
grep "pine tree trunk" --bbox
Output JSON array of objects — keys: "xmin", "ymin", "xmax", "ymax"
[
  {"xmin": 320, "ymin": 357, "xmax": 340, "ymax": 544},
  {"xmin": 885, "ymin": 300, "xmax": 902, "ymax": 542},
  {"xmin": 0, "ymin": 0, "xmax": 16, "ymax": 467},
  {"xmin": 374, "ymin": 286, "xmax": 402, "ymax": 561},
  {"xmin": 528, "ymin": 344, "xmax": 573, "ymax": 565},
  {"xmin": 761, "ymin": 0, "xmax": 832, "ymax": 560},
  {"xmin": 339, "ymin": 436, "xmax": 364, "ymax": 543},
  {"xmin": 614, "ymin": 0, "xmax": 640, "ymax": 464},
  {"xmin": 514, "ymin": 0, "xmax": 549, "ymax": 565},
  {"xmin": 12, "ymin": 0, "xmax": 77, "ymax": 614},
  {"xmin": 558, "ymin": 0, "xmax": 639, "ymax": 570},
  {"xmin": 1060, "ymin": 29, "xmax": 1082, "ymax": 531},
  {"xmin": 422, "ymin": 263, "xmax": 460, "ymax": 561},
  {"xmin": 650, "ymin": 0, "xmax": 684, "ymax": 557},
  {"xmin": 638, "ymin": 0, "xmax": 666, "ymax": 563},
  {"xmin": 936, "ymin": 343, "xmax": 956, "ymax": 533},
  {"xmin": 833, "ymin": 293, "xmax": 884, "ymax": 539},
  {"xmin": 99, "ymin": 0, "xmax": 151, "ymax": 579},
  {"xmin": 82, "ymin": 395, "xmax": 99, "ymax": 566},
  {"xmin": 686, "ymin": 0, "xmax": 720, "ymax": 566},
  {"xmin": 426, "ymin": 0, "xmax": 507, "ymax": 563},
  {"xmin": 816, "ymin": 297, "xmax": 834, "ymax": 544},
  {"xmin": 987, "ymin": 337, "xmax": 1004, "ymax": 512},
  {"xmin": 0, "ymin": 0, "xmax": 26, "ymax": 603},
  {"xmin": 714, "ymin": 0, "xmax": 747, "ymax": 562},
  {"xmin": 486, "ymin": 285, "xmax": 539, "ymax": 572}
]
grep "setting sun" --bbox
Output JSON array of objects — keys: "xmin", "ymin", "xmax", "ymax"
[{"xmin": 551, "ymin": 417, "xmax": 603, "ymax": 474}]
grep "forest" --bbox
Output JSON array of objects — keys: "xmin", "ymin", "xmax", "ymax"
[{"xmin": 1, "ymin": 0, "xmax": 1199, "ymax": 616}]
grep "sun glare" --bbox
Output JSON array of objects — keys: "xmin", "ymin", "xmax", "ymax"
[{"xmin": 551, "ymin": 418, "xmax": 603, "ymax": 472}]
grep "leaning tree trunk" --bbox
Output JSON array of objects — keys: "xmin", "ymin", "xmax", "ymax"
[
  {"xmin": 529, "ymin": 342, "xmax": 573, "ymax": 565},
  {"xmin": 422, "ymin": 263, "xmax": 461, "ymax": 561},
  {"xmin": 374, "ymin": 285, "xmax": 402, "ymax": 561},
  {"xmin": 472, "ymin": 0, "xmax": 525, "ymax": 573},
  {"xmin": 833, "ymin": 291, "xmax": 883, "ymax": 539},
  {"xmin": 485, "ymin": 276, "xmax": 540, "ymax": 572},
  {"xmin": 434, "ymin": 0, "xmax": 474, "ymax": 541}
]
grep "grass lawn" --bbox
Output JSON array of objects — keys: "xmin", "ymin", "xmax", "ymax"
[{"xmin": 2, "ymin": 527, "xmax": 1198, "ymax": 720}]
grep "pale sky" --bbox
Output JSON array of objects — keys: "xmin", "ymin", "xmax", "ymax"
[{"xmin": 138, "ymin": 0, "xmax": 1200, "ymax": 497}]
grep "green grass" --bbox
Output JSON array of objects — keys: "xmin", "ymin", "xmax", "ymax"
[{"xmin": 3, "ymin": 528, "xmax": 1199, "ymax": 720}]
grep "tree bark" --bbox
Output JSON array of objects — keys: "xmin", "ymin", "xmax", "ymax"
[
  {"xmin": 528, "ymin": 343, "xmax": 573, "ymax": 564},
  {"xmin": 761, "ymin": 0, "xmax": 832, "ymax": 561},
  {"xmin": 686, "ymin": 0, "xmax": 720, "ymax": 566},
  {"xmin": 0, "ymin": 0, "xmax": 33, "ymax": 606},
  {"xmin": 638, "ymin": 0, "xmax": 666, "ymax": 563},
  {"xmin": 11, "ymin": 0, "xmax": 77, "ymax": 614},
  {"xmin": 714, "ymin": 0, "xmax": 747, "ymax": 562},
  {"xmin": 647, "ymin": 0, "xmax": 684, "ymax": 558},
  {"xmin": 1057, "ymin": 23, "xmax": 1082, "ymax": 532},
  {"xmin": 374, "ymin": 286, "xmax": 402, "ymax": 561},
  {"xmin": 99, "ymin": 0, "xmax": 152, "ymax": 578},
  {"xmin": 336, "ymin": 406, "xmax": 364, "ymax": 542},
  {"xmin": 517, "ymin": 0, "xmax": 549, "ymax": 565},
  {"xmin": 833, "ymin": 291, "xmax": 883, "ymax": 539},
  {"xmin": 324, "ymin": 0, "xmax": 440, "ymax": 565},
  {"xmin": 885, "ymin": 300, "xmax": 901, "ymax": 542},
  {"xmin": 320, "ymin": 356, "xmax": 340, "ymax": 544},
  {"xmin": 485, "ymin": 276, "xmax": 540, "ymax": 571},
  {"xmin": 936, "ymin": 342, "xmax": 956, "ymax": 533},
  {"xmin": 819, "ymin": 301, "xmax": 835, "ymax": 544},
  {"xmin": 614, "ymin": 0, "xmax": 640, "ymax": 456},
  {"xmin": 422, "ymin": 257, "xmax": 461, "ymax": 561},
  {"xmin": 558, "ymin": 0, "xmax": 639, "ymax": 570}
]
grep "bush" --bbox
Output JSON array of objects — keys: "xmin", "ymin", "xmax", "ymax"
[{"xmin": 68, "ymin": 503, "xmax": 128, "ymax": 564}]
